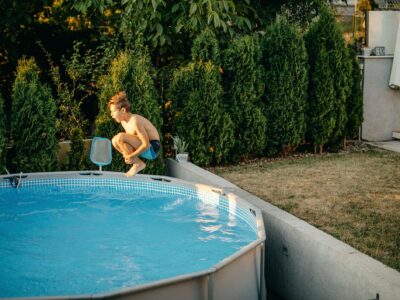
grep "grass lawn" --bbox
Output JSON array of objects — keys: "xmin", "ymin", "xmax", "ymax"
[{"xmin": 209, "ymin": 143, "xmax": 400, "ymax": 272}]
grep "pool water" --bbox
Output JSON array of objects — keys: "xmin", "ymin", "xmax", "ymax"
[{"xmin": 0, "ymin": 183, "xmax": 257, "ymax": 298}]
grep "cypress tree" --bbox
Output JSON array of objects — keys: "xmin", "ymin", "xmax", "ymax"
[
  {"xmin": 307, "ymin": 47, "xmax": 336, "ymax": 153},
  {"xmin": 11, "ymin": 57, "xmax": 58, "ymax": 172},
  {"xmin": 329, "ymin": 16, "xmax": 352, "ymax": 147},
  {"xmin": 305, "ymin": 7, "xmax": 351, "ymax": 152},
  {"xmin": 222, "ymin": 34, "xmax": 266, "ymax": 161},
  {"xmin": 191, "ymin": 28, "xmax": 220, "ymax": 65},
  {"xmin": 66, "ymin": 127, "xmax": 86, "ymax": 171},
  {"xmin": 0, "ymin": 93, "xmax": 6, "ymax": 173},
  {"xmin": 96, "ymin": 45, "xmax": 163, "ymax": 174},
  {"xmin": 168, "ymin": 61, "xmax": 234, "ymax": 166},
  {"xmin": 346, "ymin": 47, "xmax": 363, "ymax": 139},
  {"xmin": 262, "ymin": 17, "xmax": 308, "ymax": 156}
]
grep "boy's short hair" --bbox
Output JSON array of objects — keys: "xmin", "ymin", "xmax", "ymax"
[{"xmin": 108, "ymin": 91, "xmax": 131, "ymax": 112}]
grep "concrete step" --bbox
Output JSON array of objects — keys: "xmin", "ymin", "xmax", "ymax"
[{"xmin": 393, "ymin": 130, "xmax": 400, "ymax": 140}]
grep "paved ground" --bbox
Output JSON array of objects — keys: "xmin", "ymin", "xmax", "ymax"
[{"xmin": 366, "ymin": 140, "xmax": 400, "ymax": 153}]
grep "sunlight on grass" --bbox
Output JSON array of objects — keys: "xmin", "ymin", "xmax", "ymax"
[{"xmin": 210, "ymin": 146, "xmax": 400, "ymax": 271}]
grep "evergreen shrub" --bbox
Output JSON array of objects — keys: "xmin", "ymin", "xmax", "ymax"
[
  {"xmin": 305, "ymin": 7, "xmax": 351, "ymax": 152},
  {"xmin": 95, "ymin": 46, "xmax": 164, "ymax": 174},
  {"xmin": 39, "ymin": 41, "xmax": 88, "ymax": 141},
  {"xmin": 191, "ymin": 28, "xmax": 220, "ymax": 64},
  {"xmin": 11, "ymin": 57, "xmax": 58, "ymax": 172},
  {"xmin": 168, "ymin": 61, "xmax": 234, "ymax": 166},
  {"xmin": 346, "ymin": 47, "xmax": 363, "ymax": 139},
  {"xmin": 66, "ymin": 127, "xmax": 88, "ymax": 171},
  {"xmin": 306, "ymin": 46, "xmax": 335, "ymax": 152},
  {"xmin": 222, "ymin": 34, "xmax": 266, "ymax": 161},
  {"xmin": 0, "ymin": 93, "xmax": 6, "ymax": 173},
  {"xmin": 262, "ymin": 17, "xmax": 308, "ymax": 156}
]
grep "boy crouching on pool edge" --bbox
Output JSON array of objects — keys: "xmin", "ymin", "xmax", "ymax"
[{"xmin": 108, "ymin": 91, "xmax": 161, "ymax": 177}]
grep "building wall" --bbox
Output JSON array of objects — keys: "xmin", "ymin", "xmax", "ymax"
[
  {"xmin": 367, "ymin": 11, "xmax": 400, "ymax": 55},
  {"xmin": 361, "ymin": 56, "xmax": 400, "ymax": 141},
  {"xmin": 361, "ymin": 11, "xmax": 400, "ymax": 141}
]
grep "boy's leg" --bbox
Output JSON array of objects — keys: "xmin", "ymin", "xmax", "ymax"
[
  {"xmin": 112, "ymin": 133, "xmax": 138, "ymax": 156},
  {"xmin": 126, "ymin": 159, "xmax": 146, "ymax": 177},
  {"xmin": 111, "ymin": 133, "xmax": 146, "ymax": 176}
]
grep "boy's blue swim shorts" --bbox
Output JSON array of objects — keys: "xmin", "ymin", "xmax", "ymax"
[{"xmin": 139, "ymin": 140, "xmax": 161, "ymax": 160}]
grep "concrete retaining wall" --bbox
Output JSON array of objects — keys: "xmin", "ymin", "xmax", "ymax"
[{"xmin": 165, "ymin": 158, "xmax": 400, "ymax": 300}]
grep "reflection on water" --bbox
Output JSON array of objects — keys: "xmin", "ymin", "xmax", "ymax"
[{"xmin": 0, "ymin": 184, "xmax": 257, "ymax": 298}]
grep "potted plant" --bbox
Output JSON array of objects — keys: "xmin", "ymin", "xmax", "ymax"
[{"xmin": 172, "ymin": 135, "xmax": 189, "ymax": 163}]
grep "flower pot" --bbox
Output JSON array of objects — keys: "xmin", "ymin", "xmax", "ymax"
[
  {"xmin": 362, "ymin": 47, "xmax": 371, "ymax": 56},
  {"xmin": 176, "ymin": 153, "xmax": 189, "ymax": 163}
]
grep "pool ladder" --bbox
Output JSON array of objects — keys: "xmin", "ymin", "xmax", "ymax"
[{"xmin": 4, "ymin": 168, "xmax": 24, "ymax": 188}]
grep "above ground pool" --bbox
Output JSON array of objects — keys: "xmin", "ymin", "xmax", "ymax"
[{"xmin": 0, "ymin": 172, "xmax": 265, "ymax": 300}]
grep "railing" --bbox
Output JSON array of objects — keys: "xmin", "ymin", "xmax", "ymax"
[{"xmin": 377, "ymin": 0, "xmax": 400, "ymax": 9}]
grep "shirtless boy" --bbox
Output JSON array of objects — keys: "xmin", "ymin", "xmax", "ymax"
[{"xmin": 108, "ymin": 91, "xmax": 161, "ymax": 177}]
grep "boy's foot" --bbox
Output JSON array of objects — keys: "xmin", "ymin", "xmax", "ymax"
[{"xmin": 126, "ymin": 161, "xmax": 146, "ymax": 177}]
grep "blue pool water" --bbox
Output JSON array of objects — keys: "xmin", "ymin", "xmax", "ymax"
[{"xmin": 0, "ymin": 179, "xmax": 257, "ymax": 298}]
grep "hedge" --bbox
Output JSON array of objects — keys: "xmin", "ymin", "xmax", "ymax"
[
  {"xmin": 346, "ymin": 47, "xmax": 363, "ymax": 139},
  {"xmin": 262, "ymin": 17, "xmax": 308, "ymax": 156},
  {"xmin": 168, "ymin": 61, "xmax": 234, "ymax": 166},
  {"xmin": 11, "ymin": 57, "xmax": 58, "ymax": 172},
  {"xmin": 95, "ymin": 45, "xmax": 164, "ymax": 174},
  {"xmin": 305, "ymin": 7, "xmax": 351, "ymax": 151},
  {"xmin": 222, "ymin": 34, "xmax": 266, "ymax": 161},
  {"xmin": 191, "ymin": 28, "xmax": 220, "ymax": 65},
  {"xmin": 0, "ymin": 93, "xmax": 6, "ymax": 173}
]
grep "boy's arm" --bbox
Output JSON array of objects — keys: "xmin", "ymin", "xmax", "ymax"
[{"xmin": 126, "ymin": 119, "xmax": 150, "ymax": 159}]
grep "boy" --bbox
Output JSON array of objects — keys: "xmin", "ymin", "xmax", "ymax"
[{"xmin": 108, "ymin": 91, "xmax": 161, "ymax": 177}]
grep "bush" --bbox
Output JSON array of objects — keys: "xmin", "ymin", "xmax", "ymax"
[
  {"xmin": 305, "ymin": 46, "xmax": 335, "ymax": 153},
  {"xmin": 191, "ymin": 28, "xmax": 220, "ymax": 65},
  {"xmin": 65, "ymin": 127, "xmax": 89, "ymax": 171},
  {"xmin": 39, "ymin": 41, "xmax": 88, "ymax": 141},
  {"xmin": 11, "ymin": 57, "xmax": 58, "ymax": 172},
  {"xmin": 262, "ymin": 17, "xmax": 308, "ymax": 156},
  {"xmin": 0, "ymin": 93, "xmax": 6, "ymax": 173},
  {"xmin": 346, "ymin": 47, "xmax": 363, "ymax": 139},
  {"xmin": 38, "ymin": 37, "xmax": 122, "ymax": 140},
  {"xmin": 168, "ymin": 61, "xmax": 234, "ymax": 166},
  {"xmin": 222, "ymin": 34, "xmax": 266, "ymax": 161},
  {"xmin": 96, "ymin": 45, "xmax": 164, "ymax": 174},
  {"xmin": 279, "ymin": 0, "xmax": 323, "ymax": 29},
  {"xmin": 305, "ymin": 7, "xmax": 351, "ymax": 152}
]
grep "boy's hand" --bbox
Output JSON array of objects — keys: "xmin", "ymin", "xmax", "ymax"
[{"xmin": 123, "ymin": 153, "xmax": 136, "ymax": 164}]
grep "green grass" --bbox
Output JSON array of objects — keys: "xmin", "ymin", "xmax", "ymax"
[{"xmin": 209, "ymin": 145, "xmax": 400, "ymax": 271}]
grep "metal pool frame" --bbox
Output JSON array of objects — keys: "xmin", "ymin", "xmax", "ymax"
[{"xmin": 0, "ymin": 171, "xmax": 266, "ymax": 300}]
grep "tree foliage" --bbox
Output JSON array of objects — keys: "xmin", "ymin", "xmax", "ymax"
[
  {"xmin": 262, "ymin": 17, "xmax": 308, "ymax": 155},
  {"xmin": 39, "ymin": 41, "xmax": 87, "ymax": 141},
  {"xmin": 11, "ymin": 57, "xmax": 58, "ymax": 172},
  {"xmin": 65, "ymin": 127, "xmax": 89, "ymax": 171},
  {"xmin": 192, "ymin": 28, "xmax": 221, "ymax": 64},
  {"xmin": 0, "ymin": 93, "xmax": 6, "ymax": 173},
  {"xmin": 305, "ymin": 7, "xmax": 351, "ymax": 152},
  {"xmin": 168, "ymin": 61, "xmax": 234, "ymax": 166},
  {"xmin": 278, "ymin": 0, "xmax": 323, "ymax": 28},
  {"xmin": 0, "ymin": 0, "xmax": 365, "ymax": 171},
  {"xmin": 102, "ymin": 0, "xmax": 257, "ymax": 49},
  {"xmin": 222, "ymin": 34, "xmax": 266, "ymax": 161},
  {"xmin": 305, "ymin": 46, "xmax": 335, "ymax": 152},
  {"xmin": 96, "ymin": 45, "xmax": 164, "ymax": 174},
  {"xmin": 346, "ymin": 47, "xmax": 363, "ymax": 139}
]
